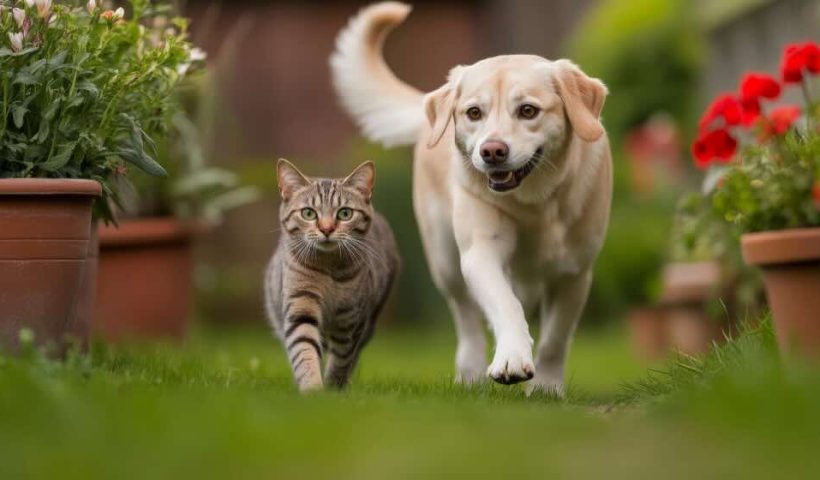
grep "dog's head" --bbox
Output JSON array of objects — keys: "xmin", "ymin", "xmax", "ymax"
[{"xmin": 424, "ymin": 56, "xmax": 607, "ymax": 195}]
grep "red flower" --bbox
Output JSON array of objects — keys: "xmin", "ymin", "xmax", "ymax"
[
  {"xmin": 692, "ymin": 129, "xmax": 738, "ymax": 169},
  {"xmin": 739, "ymin": 96, "xmax": 762, "ymax": 126},
  {"xmin": 768, "ymin": 105, "xmax": 801, "ymax": 135},
  {"xmin": 740, "ymin": 73, "xmax": 781, "ymax": 100},
  {"xmin": 813, "ymin": 182, "xmax": 820, "ymax": 211},
  {"xmin": 699, "ymin": 94, "xmax": 742, "ymax": 131},
  {"xmin": 781, "ymin": 42, "xmax": 820, "ymax": 83}
]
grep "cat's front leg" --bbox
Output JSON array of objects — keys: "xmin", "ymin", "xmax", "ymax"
[
  {"xmin": 283, "ymin": 298, "xmax": 325, "ymax": 392},
  {"xmin": 323, "ymin": 323, "xmax": 364, "ymax": 389}
]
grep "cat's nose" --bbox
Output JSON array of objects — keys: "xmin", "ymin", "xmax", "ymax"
[{"xmin": 318, "ymin": 221, "xmax": 336, "ymax": 237}]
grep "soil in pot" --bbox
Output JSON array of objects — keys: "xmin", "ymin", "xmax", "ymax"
[
  {"xmin": 742, "ymin": 228, "xmax": 820, "ymax": 358},
  {"xmin": 0, "ymin": 179, "xmax": 100, "ymax": 355},
  {"xmin": 94, "ymin": 218, "xmax": 196, "ymax": 342}
]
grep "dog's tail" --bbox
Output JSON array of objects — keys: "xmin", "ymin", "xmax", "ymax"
[{"xmin": 330, "ymin": 2, "xmax": 424, "ymax": 147}]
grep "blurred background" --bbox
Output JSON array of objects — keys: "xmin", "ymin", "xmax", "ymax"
[{"xmin": 161, "ymin": 0, "xmax": 820, "ymax": 347}]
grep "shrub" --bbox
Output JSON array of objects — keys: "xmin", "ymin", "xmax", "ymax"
[{"xmin": 0, "ymin": 0, "xmax": 197, "ymax": 221}]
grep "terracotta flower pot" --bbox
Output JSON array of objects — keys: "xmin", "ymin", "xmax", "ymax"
[
  {"xmin": 742, "ymin": 228, "xmax": 820, "ymax": 358},
  {"xmin": 94, "ymin": 217, "xmax": 197, "ymax": 342},
  {"xmin": 660, "ymin": 261, "xmax": 727, "ymax": 355},
  {"xmin": 0, "ymin": 179, "xmax": 101, "ymax": 355},
  {"xmin": 628, "ymin": 306, "xmax": 668, "ymax": 361}
]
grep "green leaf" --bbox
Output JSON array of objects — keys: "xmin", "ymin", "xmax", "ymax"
[
  {"xmin": 12, "ymin": 72, "xmax": 39, "ymax": 86},
  {"xmin": 40, "ymin": 143, "xmax": 77, "ymax": 172},
  {"xmin": 48, "ymin": 51, "xmax": 68, "ymax": 68},
  {"xmin": 11, "ymin": 105, "xmax": 27, "ymax": 128},
  {"xmin": 116, "ymin": 147, "xmax": 167, "ymax": 177},
  {"xmin": 76, "ymin": 80, "xmax": 99, "ymax": 97}
]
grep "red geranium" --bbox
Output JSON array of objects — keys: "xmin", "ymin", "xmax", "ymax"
[
  {"xmin": 740, "ymin": 73, "xmax": 781, "ymax": 100},
  {"xmin": 739, "ymin": 96, "xmax": 762, "ymax": 126},
  {"xmin": 781, "ymin": 42, "xmax": 820, "ymax": 83},
  {"xmin": 692, "ymin": 128, "xmax": 738, "ymax": 169},
  {"xmin": 699, "ymin": 94, "xmax": 742, "ymax": 131},
  {"xmin": 737, "ymin": 73, "xmax": 781, "ymax": 126},
  {"xmin": 763, "ymin": 105, "xmax": 802, "ymax": 138}
]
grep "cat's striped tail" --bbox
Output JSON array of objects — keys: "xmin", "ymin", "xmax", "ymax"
[{"xmin": 330, "ymin": 2, "xmax": 425, "ymax": 147}]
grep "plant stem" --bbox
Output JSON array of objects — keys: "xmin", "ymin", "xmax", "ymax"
[
  {"xmin": 0, "ymin": 75, "xmax": 8, "ymax": 142},
  {"xmin": 801, "ymin": 73, "xmax": 815, "ymax": 132}
]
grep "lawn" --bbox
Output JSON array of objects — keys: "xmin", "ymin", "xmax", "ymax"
[{"xmin": 1, "ymin": 318, "xmax": 819, "ymax": 479}]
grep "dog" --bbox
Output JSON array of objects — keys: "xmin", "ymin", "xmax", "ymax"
[{"xmin": 330, "ymin": 2, "xmax": 611, "ymax": 393}]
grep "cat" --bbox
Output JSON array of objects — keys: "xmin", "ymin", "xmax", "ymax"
[{"xmin": 264, "ymin": 159, "xmax": 400, "ymax": 391}]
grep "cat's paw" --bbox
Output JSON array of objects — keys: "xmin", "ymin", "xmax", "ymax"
[{"xmin": 486, "ymin": 337, "xmax": 534, "ymax": 385}]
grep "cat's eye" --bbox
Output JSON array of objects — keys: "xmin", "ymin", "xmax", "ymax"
[
  {"xmin": 466, "ymin": 107, "xmax": 482, "ymax": 121},
  {"xmin": 300, "ymin": 208, "xmax": 317, "ymax": 221},
  {"xmin": 336, "ymin": 207, "xmax": 354, "ymax": 221},
  {"xmin": 518, "ymin": 104, "xmax": 540, "ymax": 119}
]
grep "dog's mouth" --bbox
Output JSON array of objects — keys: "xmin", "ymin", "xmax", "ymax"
[{"xmin": 487, "ymin": 148, "xmax": 543, "ymax": 192}]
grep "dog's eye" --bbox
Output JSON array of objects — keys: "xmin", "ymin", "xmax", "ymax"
[
  {"xmin": 466, "ymin": 107, "xmax": 482, "ymax": 121},
  {"xmin": 300, "ymin": 208, "xmax": 317, "ymax": 221},
  {"xmin": 518, "ymin": 104, "xmax": 540, "ymax": 119}
]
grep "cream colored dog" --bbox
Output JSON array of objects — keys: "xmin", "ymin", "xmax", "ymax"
[{"xmin": 331, "ymin": 2, "xmax": 612, "ymax": 392}]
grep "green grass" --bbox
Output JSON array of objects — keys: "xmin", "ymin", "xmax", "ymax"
[{"xmin": 2, "ymin": 318, "xmax": 820, "ymax": 479}]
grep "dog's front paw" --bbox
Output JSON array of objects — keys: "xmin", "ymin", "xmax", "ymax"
[{"xmin": 487, "ymin": 338, "xmax": 535, "ymax": 385}]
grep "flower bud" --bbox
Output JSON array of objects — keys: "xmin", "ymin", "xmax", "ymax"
[
  {"xmin": 12, "ymin": 7, "xmax": 25, "ymax": 28},
  {"xmin": 35, "ymin": 0, "xmax": 51, "ymax": 19},
  {"xmin": 86, "ymin": 0, "xmax": 96, "ymax": 14},
  {"xmin": 113, "ymin": 7, "xmax": 124, "ymax": 20},
  {"xmin": 8, "ymin": 31, "xmax": 24, "ymax": 53}
]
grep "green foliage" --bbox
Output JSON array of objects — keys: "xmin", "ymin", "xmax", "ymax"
[
  {"xmin": 566, "ymin": 0, "xmax": 705, "ymax": 319},
  {"xmin": 0, "ymin": 0, "xmax": 195, "ymax": 221},
  {"xmin": 586, "ymin": 194, "xmax": 674, "ymax": 319},
  {"xmin": 619, "ymin": 316, "xmax": 779, "ymax": 404},
  {"xmin": 712, "ymin": 131, "xmax": 820, "ymax": 234},
  {"xmin": 567, "ymin": 0, "xmax": 704, "ymax": 144},
  {"xmin": 124, "ymin": 74, "xmax": 259, "ymax": 224}
]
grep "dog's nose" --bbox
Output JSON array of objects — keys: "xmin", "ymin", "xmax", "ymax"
[{"xmin": 480, "ymin": 141, "xmax": 509, "ymax": 164}]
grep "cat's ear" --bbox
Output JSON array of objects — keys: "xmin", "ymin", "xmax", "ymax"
[
  {"xmin": 277, "ymin": 158, "xmax": 310, "ymax": 201},
  {"xmin": 343, "ymin": 161, "xmax": 375, "ymax": 200}
]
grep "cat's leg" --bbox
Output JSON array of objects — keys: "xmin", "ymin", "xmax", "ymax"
[
  {"xmin": 283, "ymin": 299, "xmax": 325, "ymax": 392},
  {"xmin": 323, "ymin": 323, "xmax": 364, "ymax": 389},
  {"xmin": 527, "ymin": 270, "xmax": 593, "ymax": 397}
]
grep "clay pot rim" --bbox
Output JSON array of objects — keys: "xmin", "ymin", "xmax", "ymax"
[
  {"xmin": 742, "ymin": 227, "xmax": 820, "ymax": 267},
  {"xmin": 99, "ymin": 217, "xmax": 205, "ymax": 247},
  {"xmin": 0, "ymin": 178, "xmax": 101, "ymax": 196}
]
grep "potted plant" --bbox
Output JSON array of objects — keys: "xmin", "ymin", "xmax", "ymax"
[
  {"xmin": 0, "ymin": 1, "xmax": 193, "ymax": 353},
  {"xmin": 94, "ymin": 70, "xmax": 258, "ymax": 342},
  {"xmin": 686, "ymin": 41, "xmax": 820, "ymax": 358}
]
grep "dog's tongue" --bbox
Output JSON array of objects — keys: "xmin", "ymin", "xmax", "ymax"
[{"xmin": 488, "ymin": 170, "xmax": 518, "ymax": 191}]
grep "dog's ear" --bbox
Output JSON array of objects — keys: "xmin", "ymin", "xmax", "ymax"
[
  {"xmin": 343, "ymin": 161, "xmax": 375, "ymax": 201},
  {"xmin": 552, "ymin": 60, "xmax": 608, "ymax": 142},
  {"xmin": 277, "ymin": 158, "xmax": 310, "ymax": 201},
  {"xmin": 423, "ymin": 66, "xmax": 464, "ymax": 148}
]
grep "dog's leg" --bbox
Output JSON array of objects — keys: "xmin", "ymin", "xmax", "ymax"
[
  {"xmin": 528, "ymin": 269, "xmax": 593, "ymax": 396},
  {"xmin": 459, "ymin": 245, "xmax": 534, "ymax": 385},
  {"xmin": 446, "ymin": 295, "xmax": 486, "ymax": 383}
]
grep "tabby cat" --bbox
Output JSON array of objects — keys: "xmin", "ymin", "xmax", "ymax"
[{"xmin": 265, "ymin": 159, "xmax": 400, "ymax": 391}]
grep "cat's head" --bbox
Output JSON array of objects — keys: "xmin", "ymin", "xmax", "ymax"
[{"xmin": 277, "ymin": 159, "xmax": 376, "ymax": 254}]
